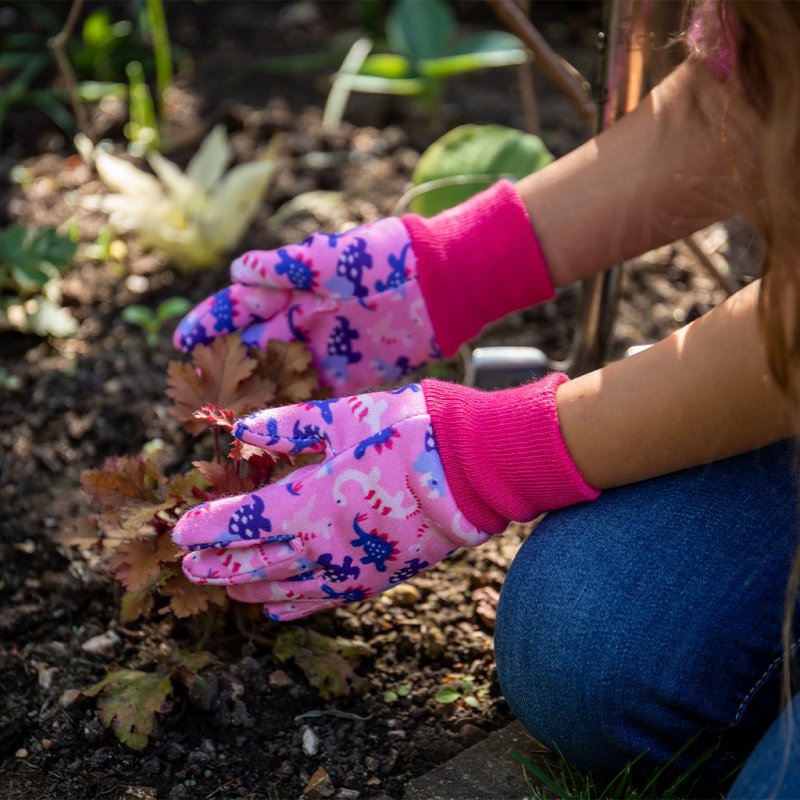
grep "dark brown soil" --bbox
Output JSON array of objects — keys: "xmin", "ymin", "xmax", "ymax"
[{"xmin": 0, "ymin": 3, "xmax": 756, "ymax": 799}]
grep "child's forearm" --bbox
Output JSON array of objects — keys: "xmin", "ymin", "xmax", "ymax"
[
  {"xmin": 516, "ymin": 59, "xmax": 763, "ymax": 288},
  {"xmin": 557, "ymin": 280, "xmax": 795, "ymax": 489}
]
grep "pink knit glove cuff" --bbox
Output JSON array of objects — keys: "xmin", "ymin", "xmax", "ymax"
[
  {"xmin": 421, "ymin": 373, "xmax": 600, "ymax": 534},
  {"xmin": 403, "ymin": 180, "xmax": 555, "ymax": 357}
]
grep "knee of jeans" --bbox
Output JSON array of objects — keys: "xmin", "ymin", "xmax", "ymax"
[{"xmin": 494, "ymin": 512, "xmax": 667, "ymax": 775}]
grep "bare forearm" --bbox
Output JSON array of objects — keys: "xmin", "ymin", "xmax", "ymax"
[
  {"xmin": 557, "ymin": 280, "xmax": 795, "ymax": 489},
  {"xmin": 516, "ymin": 60, "xmax": 762, "ymax": 287}
]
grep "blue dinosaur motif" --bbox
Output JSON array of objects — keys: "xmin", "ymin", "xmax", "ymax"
[
  {"xmin": 210, "ymin": 288, "xmax": 236, "ymax": 333},
  {"xmin": 317, "ymin": 553, "xmax": 360, "ymax": 583},
  {"xmin": 287, "ymin": 419, "xmax": 328, "ymax": 453},
  {"xmin": 289, "ymin": 569, "xmax": 317, "ymax": 582},
  {"xmin": 302, "ymin": 230, "xmax": 356, "ymax": 248},
  {"xmin": 389, "ymin": 383, "xmax": 421, "ymax": 395},
  {"xmin": 320, "ymin": 317, "xmax": 362, "ymax": 384},
  {"xmin": 275, "ymin": 249, "xmax": 316, "ymax": 290},
  {"xmin": 321, "ymin": 584, "xmax": 368, "ymax": 603},
  {"xmin": 324, "ymin": 238, "xmax": 373, "ymax": 307},
  {"xmin": 227, "ymin": 494, "xmax": 272, "ymax": 540},
  {"xmin": 375, "ymin": 242, "xmax": 411, "ymax": 292},
  {"xmin": 412, "ymin": 425, "xmax": 447, "ymax": 498},
  {"xmin": 233, "ymin": 417, "xmax": 280, "ymax": 447},
  {"xmin": 178, "ymin": 319, "xmax": 213, "ymax": 351},
  {"xmin": 350, "ymin": 514, "xmax": 397, "ymax": 572},
  {"xmin": 304, "ymin": 398, "xmax": 340, "ymax": 424},
  {"xmin": 388, "ymin": 557, "xmax": 430, "ymax": 585},
  {"xmin": 353, "ymin": 426, "xmax": 398, "ymax": 459},
  {"xmin": 287, "ymin": 305, "xmax": 308, "ymax": 343}
]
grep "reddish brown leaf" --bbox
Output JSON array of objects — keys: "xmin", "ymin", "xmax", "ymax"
[
  {"xmin": 108, "ymin": 538, "xmax": 170, "ymax": 592},
  {"xmin": 192, "ymin": 459, "xmax": 262, "ymax": 497},
  {"xmin": 81, "ymin": 456, "xmax": 170, "ymax": 530},
  {"xmin": 166, "ymin": 336, "xmax": 277, "ymax": 434},
  {"xmin": 161, "ymin": 574, "xmax": 228, "ymax": 618},
  {"xmin": 192, "ymin": 404, "xmax": 236, "ymax": 431},
  {"xmin": 253, "ymin": 339, "xmax": 319, "ymax": 404}
]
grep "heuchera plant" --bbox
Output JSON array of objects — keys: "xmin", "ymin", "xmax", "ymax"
[{"xmin": 80, "ymin": 334, "xmax": 321, "ymax": 622}]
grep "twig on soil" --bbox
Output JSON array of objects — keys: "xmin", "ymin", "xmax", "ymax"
[
  {"xmin": 488, "ymin": 0, "xmax": 596, "ymax": 130},
  {"xmin": 49, "ymin": 0, "xmax": 91, "ymax": 140}
]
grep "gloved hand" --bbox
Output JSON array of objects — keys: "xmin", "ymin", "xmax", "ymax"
[
  {"xmin": 172, "ymin": 374, "xmax": 599, "ymax": 621},
  {"xmin": 173, "ymin": 181, "xmax": 554, "ymax": 393}
]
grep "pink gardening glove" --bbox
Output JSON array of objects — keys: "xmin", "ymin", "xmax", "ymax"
[
  {"xmin": 172, "ymin": 374, "xmax": 599, "ymax": 621},
  {"xmin": 173, "ymin": 181, "xmax": 554, "ymax": 393}
]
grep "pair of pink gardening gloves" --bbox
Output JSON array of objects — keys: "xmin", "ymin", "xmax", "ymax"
[{"xmin": 172, "ymin": 181, "xmax": 599, "ymax": 621}]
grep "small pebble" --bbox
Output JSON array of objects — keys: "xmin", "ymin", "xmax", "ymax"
[
  {"xmin": 268, "ymin": 669, "xmax": 293, "ymax": 689},
  {"xmin": 302, "ymin": 726, "xmax": 320, "ymax": 757},
  {"xmin": 382, "ymin": 583, "xmax": 421, "ymax": 607},
  {"xmin": 80, "ymin": 630, "xmax": 121, "ymax": 657},
  {"xmin": 302, "ymin": 766, "xmax": 335, "ymax": 799},
  {"xmin": 15, "ymin": 748, "xmax": 28, "ymax": 759}
]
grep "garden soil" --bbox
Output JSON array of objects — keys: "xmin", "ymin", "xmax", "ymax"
[{"xmin": 0, "ymin": 2, "xmax": 751, "ymax": 799}]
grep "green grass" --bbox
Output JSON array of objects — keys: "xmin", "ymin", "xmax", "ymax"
[{"xmin": 509, "ymin": 735, "xmax": 740, "ymax": 800}]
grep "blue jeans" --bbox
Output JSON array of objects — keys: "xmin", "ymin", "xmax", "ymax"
[{"xmin": 495, "ymin": 439, "xmax": 800, "ymax": 796}]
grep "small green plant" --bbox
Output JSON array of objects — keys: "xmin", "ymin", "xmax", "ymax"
[
  {"xmin": 434, "ymin": 673, "xmax": 488, "ymax": 709},
  {"xmin": 0, "ymin": 224, "xmax": 78, "ymax": 336},
  {"xmin": 80, "ymin": 649, "xmax": 213, "ymax": 750},
  {"xmin": 323, "ymin": 0, "xmax": 527, "ymax": 129},
  {"xmin": 122, "ymin": 296, "xmax": 190, "ymax": 346},
  {"xmin": 383, "ymin": 683, "xmax": 412, "ymax": 703},
  {"xmin": 509, "ymin": 732, "xmax": 730, "ymax": 800}
]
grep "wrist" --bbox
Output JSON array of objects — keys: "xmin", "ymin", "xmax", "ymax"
[
  {"xmin": 403, "ymin": 180, "xmax": 555, "ymax": 357},
  {"xmin": 422, "ymin": 374, "xmax": 600, "ymax": 534}
]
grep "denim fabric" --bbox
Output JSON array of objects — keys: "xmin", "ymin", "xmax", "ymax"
[
  {"xmin": 727, "ymin": 692, "xmax": 800, "ymax": 798},
  {"xmin": 495, "ymin": 439, "xmax": 800, "ymax": 790}
]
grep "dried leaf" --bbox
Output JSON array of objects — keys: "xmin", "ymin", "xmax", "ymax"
[
  {"xmin": 81, "ymin": 456, "xmax": 164, "ymax": 528},
  {"xmin": 167, "ymin": 336, "xmax": 277, "ymax": 434},
  {"xmin": 120, "ymin": 586, "xmax": 156, "ymax": 623},
  {"xmin": 253, "ymin": 339, "xmax": 319, "ymax": 405},
  {"xmin": 274, "ymin": 629, "xmax": 374, "ymax": 700},
  {"xmin": 83, "ymin": 669, "xmax": 174, "ymax": 750},
  {"xmin": 108, "ymin": 537, "xmax": 172, "ymax": 592},
  {"xmin": 161, "ymin": 574, "xmax": 228, "ymax": 618}
]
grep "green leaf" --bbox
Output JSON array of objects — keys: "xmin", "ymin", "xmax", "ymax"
[
  {"xmin": 122, "ymin": 305, "xmax": 154, "ymax": 328},
  {"xmin": 359, "ymin": 53, "xmax": 415, "ymax": 79},
  {"xmin": 83, "ymin": 668, "xmax": 173, "ymax": 750},
  {"xmin": 383, "ymin": 690, "xmax": 398, "ymax": 703},
  {"xmin": 387, "ymin": 0, "xmax": 455, "ymax": 63},
  {"xmin": 464, "ymin": 694, "xmax": 479, "ymax": 708},
  {"xmin": 28, "ymin": 227, "xmax": 78, "ymax": 270},
  {"xmin": 274, "ymin": 629, "xmax": 374, "ymax": 700},
  {"xmin": 397, "ymin": 684, "xmax": 412, "ymax": 697},
  {"xmin": 156, "ymin": 297, "xmax": 191, "ymax": 322},
  {"xmin": 419, "ymin": 32, "xmax": 527, "ymax": 78},
  {"xmin": 411, "ymin": 124, "xmax": 554, "ymax": 216},
  {"xmin": 434, "ymin": 686, "xmax": 461, "ymax": 704}
]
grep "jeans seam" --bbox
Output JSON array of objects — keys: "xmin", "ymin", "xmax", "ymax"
[{"xmin": 717, "ymin": 636, "xmax": 800, "ymax": 752}]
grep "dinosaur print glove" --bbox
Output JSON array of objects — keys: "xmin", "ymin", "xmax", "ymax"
[
  {"xmin": 173, "ymin": 181, "xmax": 554, "ymax": 393},
  {"xmin": 172, "ymin": 375, "xmax": 599, "ymax": 621}
]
